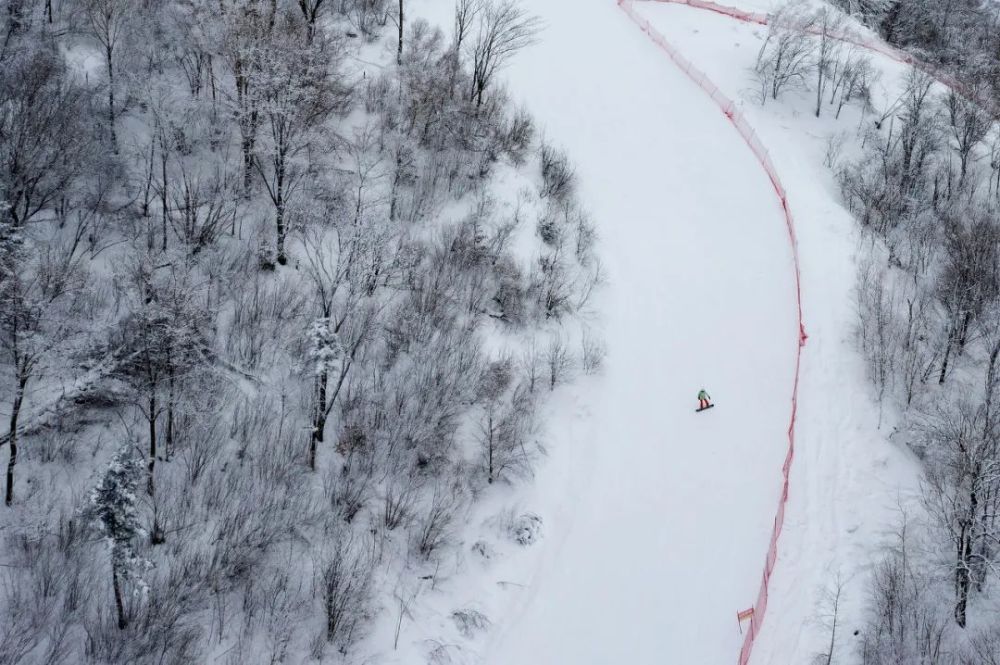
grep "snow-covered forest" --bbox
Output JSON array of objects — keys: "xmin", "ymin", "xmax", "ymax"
[{"xmin": 0, "ymin": 0, "xmax": 602, "ymax": 662}]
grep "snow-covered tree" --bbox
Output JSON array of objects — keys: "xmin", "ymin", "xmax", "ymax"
[
  {"xmin": 306, "ymin": 316, "xmax": 341, "ymax": 470},
  {"xmin": 87, "ymin": 444, "xmax": 148, "ymax": 630}
]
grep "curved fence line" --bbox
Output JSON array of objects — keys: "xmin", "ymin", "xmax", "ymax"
[{"xmin": 615, "ymin": 2, "xmax": 807, "ymax": 663}]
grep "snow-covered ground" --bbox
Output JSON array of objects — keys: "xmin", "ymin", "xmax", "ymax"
[{"xmin": 394, "ymin": 1, "xmax": 924, "ymax": 663}]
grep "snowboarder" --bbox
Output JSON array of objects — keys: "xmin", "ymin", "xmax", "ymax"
[{"xmin": 697, "ymin": 389, "xmax": 712, "ymax": 411}]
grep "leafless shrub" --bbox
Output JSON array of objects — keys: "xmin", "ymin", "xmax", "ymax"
[
  {"xmin": 824, "ymin": 132, "xmax": 847, "ymax": 169},
  {"xmin": 0, "ymin": 573, "xmax": 45, "ymax": 665},
  {"xmin": 581, "ymin": 330, "xmax": 606, "ymax": 375},
  {"xmin": 383, "ymin": 473, "xmax": 419, "ymax": 530},
  {"xmin": 451, "ymin": 607, "xmax": 491, "ymax": 638},
  {"xmin": 224, "ymin": 274, "xmax": 306, "ymax": 370},
  {"xmin": 326, "ymin": 453, "xmax": 373, "ymax": 523},
  {"xmin": 319, "ymin": 537, "xmax": 375, "ymax": 654},
  {"xmin": 532, "ymin": 250, "xmax": 573, "ymax": 319},
  {"xmin": 546, "ymin": 334, "xmax": 574, "ymax": 390},
  {"xmin": 498, "ymin": 106, "xmax": 535, "ymax": 165},
  {"xmin": 519, "ymin": 338, "xmax": 543, "ymax": 394},
  {"xmin": 539, "ymin": 142, "xmax": 576, "ymax": 203},
  {"xmin": 412, "ymin": 482, "xmax": 463, "ymax": 560},
  {"xmin": 857, "ymin": 544, "xmax": 952, "ymax": 664},
  {"xmin": 480, "ymin": 381, "xmax": 537, "ymax": 483},
  {"xmin": 754, "ymin": 4, "xmax": 816, "ymax": 102},
  {"xmin": 178, "ymin": 418, "xmax": 222, "ymax": 487}
]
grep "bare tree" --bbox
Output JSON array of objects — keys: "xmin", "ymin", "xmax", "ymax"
[
  {"xmin": 945, "ymin": 87, "xmax": 990, "ymax": 189},
  {"xmin": 112, "ymin": 252, "xmax": 211, "ymax": 499},
  {"xmin": 469, "ymin": 0, "xmax": 539, "ymax": 108},
  {"xmin": 299, "ymin": 225, "xmax": 382, "ymax": 471},
  {"xmin": 833, "ymin": 53, "xmax": 875, "ymax": 119},
  {"xmin": 396, "ymin": 0, "xmax": 403, "ymax": 64},
  {"xmin": 858, "ymin": 527, "xmax": 952, "ymax": 663},
  {"xmin": 935, "ymin": 213, "xmax": 1000, "ymax": 384},
  {"xmin": 83, "ymin": 0, "xmax": 133, "ymax": 149},
  {"xmin": 297, "ymin": 0, "xmax": 327, "ymax": 42},
  {"xmin": 477, "ymin": 359, "xmax": 536, "ymax": 483},
  {"xmin": 814, "ymin": 8, "xmax": 845, "ymax": 117},
  {"xmin": 253, "ymin": 31, "xmax": 344, "ymax": 265},
  {"xmin": 0, "ymin": 44, "xmax": 93, "ymax": 235},
  {"xmin": 0, "ymin": 245, "xmax": 88, "ymax": 505},
  {"xmin": 857, "ymin": 258, "xmax": 899, "ymax": 424},
  {"xmin": 222, "ymin": 0, "xmax": 280, "ymax": 196},
  {"xmin": 896, "ymin": 69, "xmax": 939, "ymax": 195},
  {"xmin": 754, "ymin": 4, "xmax": 817, "ymax": 102},
  {"xmin": 917, "ymin": 400, "xmax": 1000, "ymax": 627}
]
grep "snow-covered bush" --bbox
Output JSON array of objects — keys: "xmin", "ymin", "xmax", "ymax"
[{"xmin": 511, "ymin": 512, "xmax": 543, "ymax": 546}]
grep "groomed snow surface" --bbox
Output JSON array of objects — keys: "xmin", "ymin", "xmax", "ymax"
[{"xmin": 401, "ymin": 1, "xmax": 920, "ymax": 663}]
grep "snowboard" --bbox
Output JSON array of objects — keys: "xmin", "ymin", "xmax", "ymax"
[{"xmin": 695, "ymin": 404, "xmax": 715, "ymax": 413}]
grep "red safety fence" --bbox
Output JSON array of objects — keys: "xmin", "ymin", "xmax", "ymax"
[
  {"xmin": 615, "ymin": 2, "xmax": 808, "ymax": 664},
  {"xmin": 637, "ymin": 0, "xmax": 980, "ymax": 107}
]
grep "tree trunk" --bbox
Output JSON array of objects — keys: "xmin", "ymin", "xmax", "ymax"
[
  {"xmin": 275, "ymin": 162, "xmax": 286, "ymax": 265},
  {"xmin": 940, "ymin": 327, "xmax": 955, "ymax": 384},
  {"xmin": 397, "ymin": 0, "xmax": 404, "ymax": 65},
  {"xmin": 815, "ymin": 44, "xmax": 825, "ymax": 118},
  {"xmin": 486, "ymin": 411, "xmax": 495, "ymax": 483},
  {"xmin": 242, "ymin": 135, "xmax": 254, "ymax": 199},
  {"xmin": 160, "ymin": 137, "xmax": 169, "ymax": 253},
  {"xmin": 955, "ymin": 524, "xmax": 972, "ymax": 627},
  {"xmin": 143, "ymin": 141, "xmax": 155, "ymax": 249},
  {"xmin": 166, "ymin": 365, "xmax": 175, "ymax": 463},
  {"xmin": 147, "ymin": 389, "xmax": 156, "ymax": 496},
  {"xmin": 955, "ymin": 482, "xmax": 979, "ymax": 628},
  {"xmin": 151, "ymin": 503, "xmax": 165, "ymax": 545},
  {"xmin": 5, "ymin": 375, "xmax": 26, "ymax": 507},
  {"xmin": 309, "ymin": 371, "xmax": 328, "ymax": 471},
  {"xmin": 113, "ymin": 566, "xmax": 127, "ymax": 629},
  {"xmin": 107, "ymin": 50, "xmax": 117, "ymax": 151},
  {"xmin": 957, "ymin": 311, "xmax": 972, "ymax": 353}
]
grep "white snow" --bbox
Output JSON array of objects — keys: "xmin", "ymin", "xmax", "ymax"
[{"xmin": 397, "ymin": 0, "xmax": 923, "ymax": 663}]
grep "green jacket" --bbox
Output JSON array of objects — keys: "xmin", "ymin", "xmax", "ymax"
[{"xmin": 697, "ymin": 390, "xmax": 710, "ymax": 400}]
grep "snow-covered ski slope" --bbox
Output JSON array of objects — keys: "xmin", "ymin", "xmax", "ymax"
[
  {"xmin": 476, "ymin": 0, "xmax": 800, "ymax": 661},
  {"xmin": 409, "ymin": 0, "xmax": 919, "ymax": 662}
]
